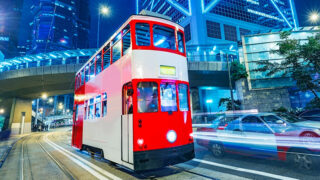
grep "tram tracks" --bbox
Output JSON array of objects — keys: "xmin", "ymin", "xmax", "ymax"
[{"xmin": 18, "ymin": 133, "xmax": 75, "ymax": 180}]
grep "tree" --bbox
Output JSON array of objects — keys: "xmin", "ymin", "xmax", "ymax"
[
  {"xmin": 230, "ymin": 61, "xmax": 248, "ymax": 81},
  {"xmin": 255, "ymin": 30, "xmax": 320, "ymax": 107},
  {"xmin": 219, "ymin": 98, "xmax": 241, "ymax": 111}
]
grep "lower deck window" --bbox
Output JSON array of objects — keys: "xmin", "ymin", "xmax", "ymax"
[
  {"xmin": 160, "ymin": 83, "xmax": 177, "ymax": 112},
  {"xmin": 178, "ymin": 84, "xmax": 189, "ymax": 111},
  {"xmin": 137, "ymin": 82, "xmax": 158, "ymax": 113}
]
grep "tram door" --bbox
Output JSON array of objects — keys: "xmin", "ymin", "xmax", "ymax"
[{"xmin": 121, "ymin": 83, "xmax": 133, "ymax": 163}]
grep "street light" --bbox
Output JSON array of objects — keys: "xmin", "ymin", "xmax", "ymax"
[
  {"xmin": 0, "ymin": 108, "xmax": 4, "ymax": 114},
  {"xmin": 97, "ymin": 5, "xmax": 111, "ymax": 47},
  {"xmin": 309, "ymin": 12, "xmax": 320, "ymax": 24},
  {"xmin": 41, "ymin": 93, "xmax": 48, "ymax": 100},
  {"xmin": 48, "ymin": 98, "xmax": 53, "ymax": 103}
]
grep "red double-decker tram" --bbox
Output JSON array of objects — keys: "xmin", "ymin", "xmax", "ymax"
[{"xmin": 72, "ymin": 15, "xmax": 194, "ymax": 171}]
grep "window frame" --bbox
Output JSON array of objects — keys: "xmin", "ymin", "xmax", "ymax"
[{"xmin": 131, "ymin": 20, "xmax": 186, "ymax": 57}]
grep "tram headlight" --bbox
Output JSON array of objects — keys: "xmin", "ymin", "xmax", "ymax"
[
  {"xmin": 137, "ymin": 139, "xmax": 144, "ymax": 146},
  {"xmin": 167, "ymin": 130, "xmax": 177, "ymax": 143}
]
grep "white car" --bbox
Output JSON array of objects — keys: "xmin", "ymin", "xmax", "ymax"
[{"xmin": 276, "ymin": 113, "xmax": 320, "ymax": 129}]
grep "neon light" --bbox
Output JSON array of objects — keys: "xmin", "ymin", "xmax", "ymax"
[
  {"xmin": 201, "ymin": 0, "xmax": 221, "ymax": 14},
  {"xmin": 165, "ymin": 0, "xmax": 191, "ymax": 16},
  {"xmin": 206, "ymin": 99, "xmax": 213, "ymax": 104},
  {"xmin": 136, "ymin": 0, "xmax": 139, "ymax": 14},
  {"xmin": 150, "ymin": 0, "xmax": 154, "ymax": 11},
  {"xmin": 50, "ymin": 54, "xmax": 57, "ymax": 58},
  {"xmin": 270, "ymin": 0, "xmax": 293, "ymax": 28},
  {"xmin": 289, "ymin": 0, "xmax": 298, "ymax": 29}
]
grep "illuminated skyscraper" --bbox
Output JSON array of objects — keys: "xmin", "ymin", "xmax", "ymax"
[
  {"xmin": 0, "ymin": 0, "xmax": 23, "ymax": 58},
  {"xmin": 137, "ymin": 0, "xmax": 298, "ymax": 45},
  {"xmin": 29, "ymin": 0, "xmax": 90, "ymax": 54}
]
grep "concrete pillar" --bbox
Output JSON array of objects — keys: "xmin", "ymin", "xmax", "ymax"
[{"xmin": 10, "ymin": 98, "xmax": 32, "ymax": 135}]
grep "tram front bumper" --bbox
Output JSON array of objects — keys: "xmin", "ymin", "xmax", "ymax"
[{"xmin": 133, "ymin": 143, "xmax": 195, "ymax": 171}]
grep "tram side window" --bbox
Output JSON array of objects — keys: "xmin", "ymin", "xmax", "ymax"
[
  {"xmin": 102, "ymin": 92, "xmax": 107, "ymax": 117},
  {"xmin": 75, "ymin": 105, "xmax": 79, "ymax": 121},
  {"xmin": 135, "ymin": 23, "xmax": 150, "ymax": 46},
  {"xmin": 177, "ymin": 31, "xmax": 185, "ymax": 53},
  {"xmin": 85, "ymin": 66, "xmax": 90, "ymax": 83},
  {"xmin": 95, "ymin": 95, "xmax": 101, "ymax": 118},
  {"xmin": 123, "ymin": 25, "xmax": 131, "ymax": 55},
  {"xmin": 137, "ymin": 82, "xmax": 158, "ymax": 113},
  {"xmin": 81, "ymin": 70, "xmax": 85, "ymax": 85},
  {"xmin": 96, "ymin": 54, "xmax": 102, "ymax": 75},
  {"xmin": 112, "ymin": 40, "xmax": 121, "ymax": 63},
  {"xmin": 103, "ymin": 45, "xmax": 111, "ymax": 69},
  {"xmin": 160, "ymin": 83, "xmax": 177, "ymax": 112},
  {"xmin": 90, "ymin": 61, "xmax": 95, "ymax": 78},
  {"xmin": 178, "ymin": 84, "xmax": 189, "ymax": 111},
  {"xmin": 153, "ymin": 25, "xmax": 176, "ymax": 50},
  {"xmin": 88, "ymin": 98, "xmax": 94, "ymax": 119}
]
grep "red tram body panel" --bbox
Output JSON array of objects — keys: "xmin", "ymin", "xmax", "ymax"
[{"xmin": 72, "ymin": 15, "xmax": 194, "ymax": 171}]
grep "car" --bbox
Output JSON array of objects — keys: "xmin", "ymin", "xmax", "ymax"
[
  {"xmin": 298, "ymin": 109, "xmax": 320, "ymax": 122},
  {"xmin": 195, "ymin": 113, "xmax": 320, "ymax": 170},
  {"xmin": 276, "ymin": 112, "xmax": 320, "ymax": 129}
]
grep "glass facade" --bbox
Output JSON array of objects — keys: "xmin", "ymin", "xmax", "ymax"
[
  {"xmin": 242, "ymin": 27, "xmax": 319, "ymax": 89},
  {"xmin": 29, "ymin": 0, "xmax": 90, "ymax": 54}
]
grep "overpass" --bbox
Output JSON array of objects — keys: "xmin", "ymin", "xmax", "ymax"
[{"xmin": 0, "ymin": 47, "xmax": 233, "ymax": 134}]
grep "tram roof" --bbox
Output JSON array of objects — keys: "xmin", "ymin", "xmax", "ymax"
[{"xmin": 76, "ymin": 15, "xmax": 184, "ymax": 75}]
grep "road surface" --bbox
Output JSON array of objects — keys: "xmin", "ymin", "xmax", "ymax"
[{"xmin": 0, "ymin": 128, "xmax": 319, "ymax": 180}]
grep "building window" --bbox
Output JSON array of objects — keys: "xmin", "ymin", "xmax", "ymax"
[
  {"xmin": 206, "ymin": 21, "xmax": 221, "ymax": 39},
  {"xmin": 224, "ymin": 24, "xmax": 237, "ymax": 42},
  {"xmin": 184, "ymin": 24, "xmax": 191, "ymax": 42}
]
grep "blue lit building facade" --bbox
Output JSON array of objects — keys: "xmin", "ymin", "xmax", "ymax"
[
  {"xmin": 0, "ymin": 0, "xmax": 23, "ymax": 58},
  {"xmin": 29, "ymin": 0, "xmax": 90, "ymax": 54},
  {"xmin": 137, "ymin": 0, "xmax": 299, "ymax": 113}
]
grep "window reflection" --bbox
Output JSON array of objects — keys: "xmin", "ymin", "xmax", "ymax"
[
  {"xmin": 137, "ymin": 82, "xmax": 158, "ymax": 113},
  {"xmin": 160, "ymin": 82, "xmax": 177, "ymax": 112}
]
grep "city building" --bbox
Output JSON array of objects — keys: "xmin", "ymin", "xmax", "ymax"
[
  {"xmin": 29, "ymin": 0, "xmax": 90, "ymax": 54},
  {"xmin": 0, "ymin": 0, "xmax": 24, "ymax": 58},
  {"xmin": 239, "ymin": 27, "xmax": 320, "ymax": 111},
  {"xmin": 137, "ymin": 0, "xmax": 299, "ymax": 112}
]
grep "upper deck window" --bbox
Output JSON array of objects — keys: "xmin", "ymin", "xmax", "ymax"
[
  {"xmin": 123, "ymin": 25, "xmax": 131, "ymax": 55},
  {"xmin": 177, "ymin": 31, "xmax": 185, "ymax": 53},
  {"xmin": 153, "ymin": 25, "xmax": 176, "ymax": 50},
  {"xmin": 135, "ymin": 23, "xmax": 150, "ymax": 46}
]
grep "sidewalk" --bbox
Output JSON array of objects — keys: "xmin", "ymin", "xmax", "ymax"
[{"xmin": 0, "ymin": 133, "xmax": 29, "ymax": 168}]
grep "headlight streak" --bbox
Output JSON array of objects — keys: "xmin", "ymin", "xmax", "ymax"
[{"xmin": 193, "ymin": 131, "xmax": 320, "ymax": 149}]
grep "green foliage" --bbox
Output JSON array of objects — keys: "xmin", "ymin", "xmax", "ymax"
[
  {"xmin": 218, "ymin": 98, "xmax": 241, "ymax": 111},
  {"xmin": 272, "ymin": 106, "xmax": 288, "ymax": 113},
  {"xmin": 255, "ymin": 30, "xmax": 320, "ymax": 103},
  {"xmin": 230, "ymin": 61, "xmax": 248, "ymax": 81}
]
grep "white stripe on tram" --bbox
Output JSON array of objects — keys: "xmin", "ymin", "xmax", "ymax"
[
  {"xmin": 44, "ymin": 134, "xmax": 122, "ymax": 180},
  {"xmin": 193, "ymin": 159, "xmax": 298, "ymax": 180}
]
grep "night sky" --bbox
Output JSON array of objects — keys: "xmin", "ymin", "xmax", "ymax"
[{"xmin": 90, "ymin": 0, "xmax": 320, "ymax": 47}]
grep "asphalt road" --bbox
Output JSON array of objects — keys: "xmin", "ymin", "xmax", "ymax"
[{"xmin": 0, "ymin": 128, "xmax": 319, "ymax": 180}]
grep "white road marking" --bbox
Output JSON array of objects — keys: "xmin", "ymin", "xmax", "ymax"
[
  {"xmin": 44, "ymin": 134, "xmax": 122, "ymax": 180},
  {"xmin": 20, "ymin": 139, "xmax": 24, "ymax": 180},
  {"xmin": 193, "ymin": 159, "xmax": 298, "ymax": 180}
]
